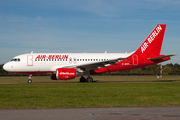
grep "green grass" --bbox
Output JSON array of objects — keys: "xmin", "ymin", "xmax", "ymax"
[{"xmin": 0, "ymin": 80, "xmax": 180, "ymax": 109}]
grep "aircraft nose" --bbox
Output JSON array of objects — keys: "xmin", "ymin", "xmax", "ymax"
[
  {"xmin": 3, "ymin": 63, "xmax": 8, "ymax": 71},
  {"xmin": 3, "ymin": 63, "xmax": 11, "ymax": 72}
]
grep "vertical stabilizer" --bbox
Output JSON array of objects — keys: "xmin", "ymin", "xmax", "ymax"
[{"xmin": 134, "ymin": 24, "xmax": 166, "ymax": 55}]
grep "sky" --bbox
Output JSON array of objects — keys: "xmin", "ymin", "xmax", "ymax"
[{"xmin": 0, "ymin": 0, "xmax": 180, "ymax": 64}]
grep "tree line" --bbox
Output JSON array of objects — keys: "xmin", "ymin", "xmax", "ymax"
[
  {"xmin": 106, "ymin": 63, "xmax": 180, "ymax": 75},
  {"xmin": 0, "ymin": 63, "xmax": 180, "ymax": 76}
]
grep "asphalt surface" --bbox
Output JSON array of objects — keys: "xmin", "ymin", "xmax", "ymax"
[{"xmin": 1, "ymin": 107, "xmax": 180, "ymax": 120}]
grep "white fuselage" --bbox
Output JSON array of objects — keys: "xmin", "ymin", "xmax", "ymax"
[{"xmin": 3, "ymin": 53, "xmax": 132, "ymax": 73}]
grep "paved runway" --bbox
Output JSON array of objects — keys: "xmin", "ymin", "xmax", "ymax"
[{"xmin": 1, "ymin": 107, "xmax": 180, "ymax": 120}]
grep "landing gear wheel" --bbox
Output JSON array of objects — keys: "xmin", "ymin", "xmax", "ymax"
[
  {"xmin": 28, "ymin": 74, "xmax": 33, "ymax": 83},
  {"xmin": 28, "ymin": 79, "xmax": 32, "ymax": 83},
  {"xmin": 80, "ymin": 76, "xmax": 86, "ymax": 82},
  {"xmin": 86, "ymin": 77, "xmax": 93, "ymax": 82}
]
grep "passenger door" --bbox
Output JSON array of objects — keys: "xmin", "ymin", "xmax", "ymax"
[{"xmin": 27, "ymin": 55, "xmax": 33, "ymax": 66}]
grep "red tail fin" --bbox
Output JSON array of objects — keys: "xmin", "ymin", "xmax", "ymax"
[{"xmin": 134, "ymin": 24, "xmax": 166, "ymax": 55}]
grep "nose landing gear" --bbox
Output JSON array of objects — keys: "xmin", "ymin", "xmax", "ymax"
[{"xmin": 28, "ymin": 74, "xmax": 32, "ymax": 83}]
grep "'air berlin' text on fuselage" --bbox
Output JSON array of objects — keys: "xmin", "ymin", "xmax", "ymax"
[
  {"xmin": 141, "ymin": 25, "xmax": 162, "ymax": 53},
  {"xmin": 35, "ymin": 55, "xmax": 69, "ymax": 59}
]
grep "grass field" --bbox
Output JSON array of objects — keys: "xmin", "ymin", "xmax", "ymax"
[{"xmin": 0, "ymin": 76, "xmax": 180, "ymax": 109}]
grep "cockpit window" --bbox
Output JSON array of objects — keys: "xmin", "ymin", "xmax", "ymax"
[{"xmin": 11, "ymin": 58, "xmax": 20, "ymax": 62}]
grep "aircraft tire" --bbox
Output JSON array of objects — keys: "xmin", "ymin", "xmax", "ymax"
[
  {"xmin": 28, "ymin": 79, "xmax": 32, "ymax": 83},
  {"xmin": 80, "ymin": 77, "xmax": 86, "ymax": 82},
  {"xmin": 86, "ymin": 77, "xmax": 93, "ymax": 82}
]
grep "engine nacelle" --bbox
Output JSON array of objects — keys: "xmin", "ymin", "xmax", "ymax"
[{"xmin": 51, "ymin": 68, "xmax": 83, "ymax": 80}]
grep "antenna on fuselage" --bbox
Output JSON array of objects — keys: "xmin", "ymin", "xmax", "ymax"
[{"xmin": 31, "ymin": 51, "xmax": 33, "ymax": 54}]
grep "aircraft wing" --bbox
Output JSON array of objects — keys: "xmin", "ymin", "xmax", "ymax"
[
  {"xmin": 148, "ymin": 54, "xmax": 176, "ymax": 61},
  {"xmin": 62, "ymin": 57, "xmax": 126, "ymax": 71}
]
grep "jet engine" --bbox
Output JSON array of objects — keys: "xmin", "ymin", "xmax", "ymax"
[{"xmin": 51, "ymin": 68, "xmax": 83, "ymax": 80}]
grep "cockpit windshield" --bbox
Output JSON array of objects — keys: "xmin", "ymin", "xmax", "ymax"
[{"xmin": 11, "ymin": 58, "xmax": 20, "ymax": 62}]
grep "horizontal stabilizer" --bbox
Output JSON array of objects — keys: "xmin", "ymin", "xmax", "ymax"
[{"xmin": 148, "ymin": 54, "xmax": 176, "ymax": 61}]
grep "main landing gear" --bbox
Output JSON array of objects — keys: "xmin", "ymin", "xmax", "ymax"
[
  {"xmin": 28, "ymin": 74, "xmax": 32, "ymax": 83},
  {"xmin": 80, "ymin": 76, "xmax": 93, "ymax": 82}
]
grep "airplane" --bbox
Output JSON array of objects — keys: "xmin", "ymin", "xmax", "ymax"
[{"xmin": 3, "ymin": 24, "xmax": 175, "ymax": 83}]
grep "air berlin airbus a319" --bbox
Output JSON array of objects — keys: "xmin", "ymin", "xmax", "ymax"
[{"xmin": 3, "ymin": 24, "xmax": 175, "ymax": 83}]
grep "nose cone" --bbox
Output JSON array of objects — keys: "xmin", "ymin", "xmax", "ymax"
[
  {"xmin": 3, "ymin": 63, "xmax": 11, "ymax": 72},
  {"xmin": 3, "ymin": 63, "xmax": 8, "ymax": 71}
]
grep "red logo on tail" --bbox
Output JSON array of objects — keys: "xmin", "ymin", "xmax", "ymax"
[{"xmin": 141, "ymin": 25, "xmax": 162, "ymax": 53}]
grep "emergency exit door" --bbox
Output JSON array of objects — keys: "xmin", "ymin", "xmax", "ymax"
[{"xmin": 132, "ymin": 54, "xmax": 138, "ymax": 65}]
